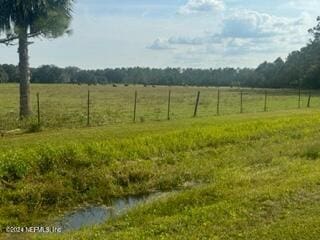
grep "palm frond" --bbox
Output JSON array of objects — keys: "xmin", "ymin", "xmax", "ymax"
[{"xmin": 0, "ymin": 0, "xmax": 74, "ymax": 43}]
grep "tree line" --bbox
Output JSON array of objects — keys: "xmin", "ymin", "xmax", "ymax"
[{"xmin": 1, "ymin": 20, "xmax": 320, "ymax": 89}]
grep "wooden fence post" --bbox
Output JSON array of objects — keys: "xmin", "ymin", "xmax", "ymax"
[
  {"xmin": 264, "ymin": 90, "xmax": 268, "ymax": 112},
  {"xmin": 298, "ymin": 87, "xmax": 301, "ymax": 108},
  {"xmin": 36, "ymin": 92, "xmax": 40, "ymax": 126},
  {"xmin": 307, "ymin": 91, "xmax": 311, "ymax": 108},
  {"xmin": 167, "ymin": 90, "xmax": 171, "ymax": 120},
  {"xmin": 133, "ymin": 90, "xmax": 137, "ymax": 122},
  {"xmin": 217, "ymin": 88, "xmax": 220, "ymax": 116},
  {"xmin": 240, "ymin": 90, "xmax": 243, "ymax": 113},
  {"xmin": 87, "ymin": 90, "xmax": 90, "ymax": 126},
  {"xmin": 193, "ymin": 91, "xmax": 200, "ymax": 117}
]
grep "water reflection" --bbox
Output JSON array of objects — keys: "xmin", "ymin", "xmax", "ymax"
[{"xmin": 57, "ymin": 193, "xmax": 162, "ymax": 231}]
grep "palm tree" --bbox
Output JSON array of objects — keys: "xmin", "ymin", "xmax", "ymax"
[{"xmin": 0, "ymin": 0, "xmax": 74, "ymax": 118}]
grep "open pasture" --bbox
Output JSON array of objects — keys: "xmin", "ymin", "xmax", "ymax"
[{"xmin": 0, "ymin": 84, "xmax": 319, "ymax": 130}]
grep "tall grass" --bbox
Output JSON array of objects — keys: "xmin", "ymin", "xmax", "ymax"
[{"xmin": 1, "ymin": 111, "xmax": 320, "ymax": 234}]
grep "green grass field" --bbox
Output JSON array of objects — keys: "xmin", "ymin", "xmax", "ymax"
[
  {"xmin": 1, "ymin": 107, "xmax": 320, "ymax": 239},
  {"xmin": 1, "ymin": 83, "xmax": 319, "ymax": 130}
]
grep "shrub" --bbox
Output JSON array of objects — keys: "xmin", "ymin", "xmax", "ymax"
[{"xmin": 0, "ymin": 152, "xmax": 30, "ymax": 181}]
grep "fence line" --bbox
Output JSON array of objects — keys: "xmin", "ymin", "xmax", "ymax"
[
  {"xmin": 307, "ymin": 92, "xmax": 311, "ymax": 108},
  {"xmin": 0, "ymin": 87, "xmax": 319, "ymax": 130},
  {"xmin": 133, "ymin": 90, "xmax": 138, "ymax": 123},
  {"xmin": 217, "ymin": 88, "xmax": 220, "ymax": 116},
  {"xmin": 264, "ymin": 90, "xmax": 268, "ymax": 112},
  {"xmin": 240, "ymin": 91, "xmax": 243, "ymax": 114},
  {"xmin": 37, "ymin": 92, "xmax": 40, "ymax": 126},
  {"xmin": 193, "ymin": 91, "xmax": 201, "ymax": 118},
  {"xmin": 298, "ymin": 87, "xmax": 301, "ymax": 108},
  {"xmin": 87, "ymin": 90, "xmax": 90, "ymax": 126},
  {"xmin": 167, "ymin": 90, "xmax": 171, "ymax": 120}
]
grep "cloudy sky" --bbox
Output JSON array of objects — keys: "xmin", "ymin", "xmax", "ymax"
[{"xmin": 0, "ymin": 0, "xmax": 319, "ymax": 69}]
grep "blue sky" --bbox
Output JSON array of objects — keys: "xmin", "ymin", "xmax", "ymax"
[{"xmin": 0, "ymin": 0, "xmax": 319, "ymax": 69}]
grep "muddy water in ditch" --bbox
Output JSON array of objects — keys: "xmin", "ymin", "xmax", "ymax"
[{"xmin": 56, "ymin": 193, "xmax": 163, "ymax": 231}]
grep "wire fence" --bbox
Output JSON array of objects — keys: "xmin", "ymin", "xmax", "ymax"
[{"xmin": 0, "ymin": 84, "xmax": 319, "ymax": 131}]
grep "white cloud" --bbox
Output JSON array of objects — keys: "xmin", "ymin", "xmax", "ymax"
[
  {"xmin": 216, "ymin": 10, "xmax": 313, "ymax": 55},
  {"xmin": 178, "ymin": 0, "xmax": 224, "ymax": 15},
  {"xmin": 147, "ymin": 8, "xmax": 315, "ymax": 68},
  {"xmin": 147, "ymin": 38, "xmax": 174, "ymax": 50},
  {"xmin": 288, "ymin": 0, "xmax": 320, "ymax": 13},
  {"xmin": 168, "ymin": 36, "xmax": 206, "ymax": 45},
  {"xmin": 150, "ymin": 9, "xmax": 312, "ymax": 54},
  {"xmin": 222, "ymin": 10, "xmax": 283, "ymax": 38}
]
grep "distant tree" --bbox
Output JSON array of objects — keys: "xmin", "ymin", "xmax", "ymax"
[
  {"xmin": 0, "ymin": 0, "xmax": 75, "ymax": 118},
  {"xmin": 64, "ymin": 66, "xmax": 81, "ymax": 84},
  {"xmin": 32, "ymin": 65, "xmax": 65, "ymax": 83},
  {"xmin": 304, "ymin": 64, "xmax": 320, "ymax": 88},
  {"xmin": 74, "ymin": 71, "xmax": 97, "ymax": 85},
  {"xmin": 1, "ymin": 64, "xmax": 19, "ymax": 82},
  {"xmin": 309, "ymin": 16, "xmax": 320, "ymax": 42},
  {"xmin": 0, "ymin": 66, "xmax": 9, "ymax": 83}
]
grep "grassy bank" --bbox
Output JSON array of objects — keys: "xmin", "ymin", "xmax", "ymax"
[{"xmin": 1, "ymin": 110, "xmax": 320, "ymax": 239}]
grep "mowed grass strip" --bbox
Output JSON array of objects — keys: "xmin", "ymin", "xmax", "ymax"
[{"xmin": 1, "ymin": 111, "xmax": 320, "ymax": 239}]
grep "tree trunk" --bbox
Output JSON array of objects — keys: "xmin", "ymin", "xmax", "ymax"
[{"xmin": 18, "ymin": 27, "xmax": 31, "ymax": 118}]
